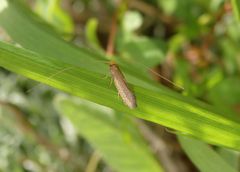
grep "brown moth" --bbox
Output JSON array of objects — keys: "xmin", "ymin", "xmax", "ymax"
[{"xmin": 109, "ymin": 62, "xmax": 137, "ymax": 109}]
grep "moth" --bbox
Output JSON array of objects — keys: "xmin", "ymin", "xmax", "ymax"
[
  {"xmin": 27, "ymin": 58, "xmax": 182, "ymax": 110},
  {"xmin": 109, "ymin": 62, "xmax": 137, "ymax": 109}
]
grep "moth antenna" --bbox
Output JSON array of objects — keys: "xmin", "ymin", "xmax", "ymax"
[
  {"xmin": 26, "ymin": 57, "xmax": 110, "ymax": 94},
  {"xmin": 130, "ymin": 60, "xmax": 184, "ymax": 91},
  {"xmin": 148, "ymin": 68, "xmax": 185, "ymax": 91},
  {"xmin": 26, "ymin": 66, "xmax": 75, "ymax": 93}
]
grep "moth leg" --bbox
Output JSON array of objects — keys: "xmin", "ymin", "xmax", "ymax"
[
  {"xmin": 165, "ymin": 127, "xmax": 179, "ymax": 134},
  {"xmin": 109, "ymin": 78, "xmax": 113, "ymax": 88},
  {"xmin": 101, "ymin": 74, "xmax": 109, "ymax": 80}
]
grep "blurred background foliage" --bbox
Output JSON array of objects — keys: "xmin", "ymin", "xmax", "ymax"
[{"xmin": 0, "ymin": 0, "xmax": 240, "ymax": 171}]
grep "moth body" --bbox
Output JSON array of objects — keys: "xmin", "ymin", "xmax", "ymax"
[{"xmin": 109, "ymin": 64, "xmax": 137, "ymax": 109}]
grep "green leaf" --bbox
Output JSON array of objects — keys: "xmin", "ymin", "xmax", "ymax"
[
  {"xmin": 217, "ymin": 148, "xmax": 240, "ymax": 170},
  {"xmin": 122, "ymin": 11, "xmax": 143, "ymax": 32},
  {"xmin": 220, "ymin": 37, "xmax": 240, "ymax": 74},
  {"xmin": 231, "ymin": 0, "xmax": 240, "ymax": 22},
  {"xmin": 34, "ymin": 0, "xmax": 74, "ymax": 35},
  {"xmin": 55, "ymin": 96, "xmax": 163, "ymax": 172},
  {"xmin": 178, "ymin": 135, "xmax": 237, "ymax": 172},
  {"xmin": 157, "ymin": 0, "xmax": 177, "ymax": 15},
  {"xmin": 120, "ymin": 36, "xmax": 166, "ymax": 68},
  {"xmin": 0, "ymin": 0, "xmax": 171, "ymax": 93},
  {"xmin": 208, "ymin": 77, "xmax": 240, "ymax": 107},
  {"xmin": 1, "ymin": 41, "xmax": 240, "ymax": 151},
  {"xmin": 0, "ymin": 0, "xmax": 107, "ymax": 75},
  {"xmin": 85, "ymin": 18, "xmax": 102, "ymax": 50},
  {"xmin": 1, "ymin": 0, "xmax": 240, "ymax": 151}
]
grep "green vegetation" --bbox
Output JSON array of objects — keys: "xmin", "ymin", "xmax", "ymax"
[{"xmin": 0, "ymin": 0, "xmax": 240, "ymax": 171}]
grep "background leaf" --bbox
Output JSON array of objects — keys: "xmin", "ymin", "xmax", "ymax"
[
  {"xmin": 34, "ymin": 0, "xmax": 74, "ymax": 35},
  {"xmin": 231, "ymin": 0, "xmax": 240, "ymax": 21},
  {"xmin": 178, "ymin": 135, "xmax": 237, "ymax": 172},
  {"xmin": 55, "ymin": 96, "xmax": 163, "ymax": 172}
]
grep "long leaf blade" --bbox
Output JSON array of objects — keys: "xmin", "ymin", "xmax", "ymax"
[
  {"xmin": 0, "ymin": 42, "xmax": 240, "ymax": 150},
  {"xmin": 55, "ymin": 96, "xmax": 163, "ymax": 172},
  {"xmin": 178, "ymin": 135, "xmax": 237, "ymax": 172}
]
